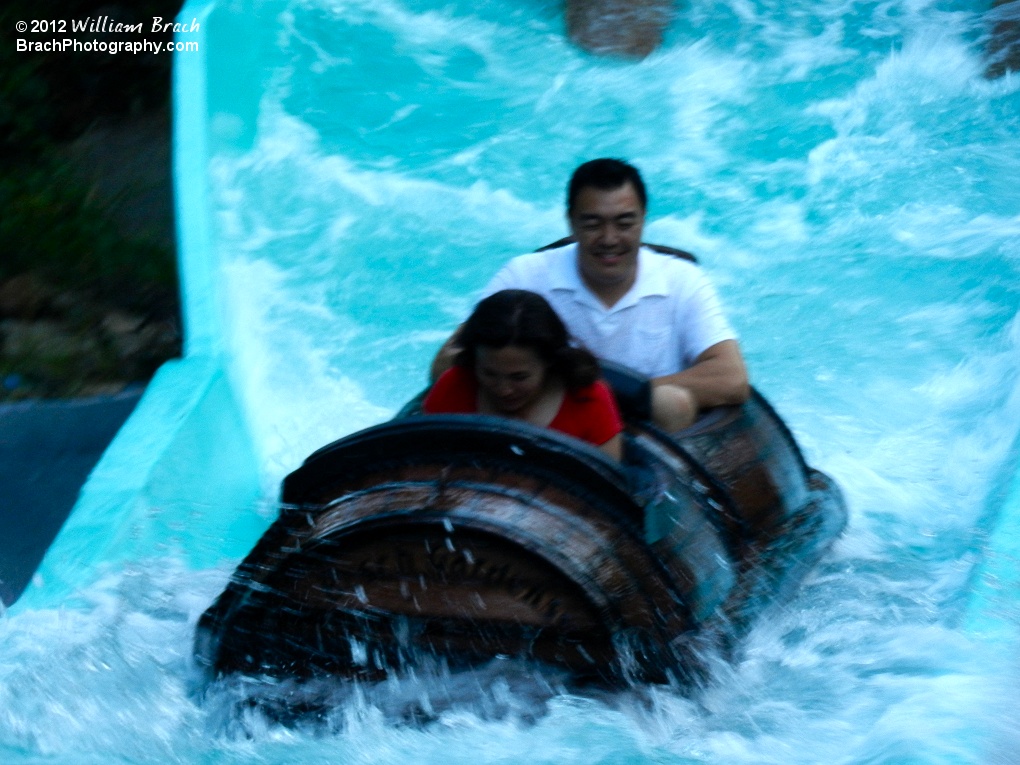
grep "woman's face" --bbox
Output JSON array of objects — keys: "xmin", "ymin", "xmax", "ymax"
[{"xmin": 474, "ymin": 345, "xmax": 549, "ymax": 414}]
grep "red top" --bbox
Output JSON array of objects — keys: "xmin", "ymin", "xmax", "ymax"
[{"xmin": 423, "ymin": 366, "xmax": 623, "ymax": 447}]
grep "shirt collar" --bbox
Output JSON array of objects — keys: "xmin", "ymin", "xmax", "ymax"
[
  {"xmin": 551, "ymin": 245, "xmax": 669, "ymax": 312},
  {"xmin": 548, "ymin": 243, "xmax": 583, "ymax": 292}
]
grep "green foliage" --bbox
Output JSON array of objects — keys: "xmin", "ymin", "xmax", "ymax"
[
  {"xmin": 1, "ymin": 0, "xmax": 183, "ymax": 315},
  {"xmin": 0, "ymin": 156, "xmax": 177, "ymax": 312},
  {"xmin": 1, "ymin": 0, "xmax": 185, "ymax": 397}
]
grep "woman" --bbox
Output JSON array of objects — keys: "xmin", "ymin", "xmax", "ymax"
[{"xmin": 423, "ymin": 290, "xmax": 624, "ymax": 461}]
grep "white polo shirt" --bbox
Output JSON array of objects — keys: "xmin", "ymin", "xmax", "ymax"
[{"xmin": 482, "ymin": 244, "xmax": 737, "ymax": 378}]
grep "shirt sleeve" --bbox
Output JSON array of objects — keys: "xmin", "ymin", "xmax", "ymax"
[
  {"xmin": 481, "ymin": 258, "xmax": 526, "ymax": 298},
  {"xmin": 677, "ymin": 269, "xmax": 738, "ymax": 366},
  {"xmin": 422, "ymin": 367, "xmax": 477, "ymax": 414},
  {"xmin": 482, "ymin": 266, "xmax": 514, "ymax": 297},
  {"xmin": 480, "ymin": 249, "xmax": 559, "ymax": 299}
]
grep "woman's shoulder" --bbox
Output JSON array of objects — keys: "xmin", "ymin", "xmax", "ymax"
[
  {"xmin": 423, "ymin": 366, "xmax": 477, "ymax": 413},
  {"xmin": 566, "ymin": 380, "xmax": 621, "ymax": 420},
  {"xmin": 568, "ymin": 378, "xmax": 614, "ymax": 401},
  {"xmin": 436, "ymin": 365, "xmax": 473, "ymax": 385},
  {"xmin": 558, "ymin": 379, "xmax": 623, "ymax": 442}
]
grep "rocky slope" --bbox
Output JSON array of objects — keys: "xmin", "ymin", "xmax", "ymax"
[{"xmin": 0, "ymin": 273, "xmax": 180, "ymax": 401}]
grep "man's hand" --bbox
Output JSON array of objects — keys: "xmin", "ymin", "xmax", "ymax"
[
  {"xmin": 649, "ymin": 339, "xmax": 750, "ymax": 430},
  {"xmin": 429, "ymin": 327, "xmax": 463, "ymax": 382},
  {"xmin": 650, "ymin": 385, "xmax": 698, "ymax": 431}
]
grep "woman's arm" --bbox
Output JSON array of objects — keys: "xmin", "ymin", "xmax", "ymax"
[{"xmin": 585, "ymin": 380, "xmax": 624, "ymax": 461}]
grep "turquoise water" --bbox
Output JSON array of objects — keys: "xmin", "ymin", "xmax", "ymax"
[{"xmin": 3, "ymin": 0, "xmax": 1020, "ymax": 762}]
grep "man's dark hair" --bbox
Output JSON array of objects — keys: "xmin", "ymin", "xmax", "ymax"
[{"xmin": 567, "ymin": 158, "xmax": 647, "ymax": 214}]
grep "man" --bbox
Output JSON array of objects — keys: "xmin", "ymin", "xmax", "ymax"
[{"xmin": 432, "ymin": 158, "xmax": 750, "ymax": 431}]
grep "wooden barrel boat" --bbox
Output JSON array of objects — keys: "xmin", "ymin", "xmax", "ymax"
[{"xmin": 194, "ymin": 374, "xmax": 848, "ymax": 686}]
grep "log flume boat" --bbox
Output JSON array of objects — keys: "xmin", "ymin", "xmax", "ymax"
[{"xmin": 195, "ymin": 365, "xmax": 848, "ymax": 689}]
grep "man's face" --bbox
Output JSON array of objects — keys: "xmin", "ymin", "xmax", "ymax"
[{"xmin": 568, "ymin": 182, "xmax": 645, "ymax": 295}]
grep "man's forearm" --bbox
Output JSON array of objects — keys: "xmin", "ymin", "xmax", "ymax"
[{"xmin": 650, "ymin": 340, "xmax": 750, "ymax": 410}]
